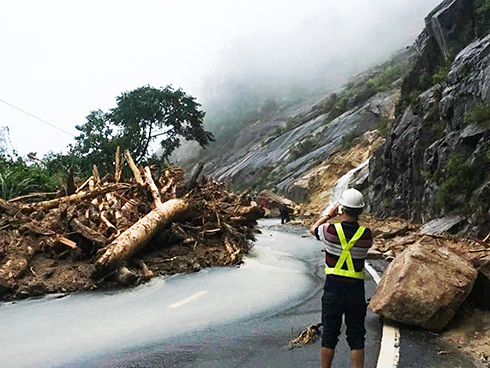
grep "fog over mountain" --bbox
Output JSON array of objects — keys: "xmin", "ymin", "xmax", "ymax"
[
  {"xmin": 0, "ymin": 0, "xmax": 441, "ymax": 157},
  {"xmin": 197, "ymin": 0, "xmax": 442, "ymax": 135}
]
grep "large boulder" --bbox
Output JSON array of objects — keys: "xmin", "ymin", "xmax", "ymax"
[{"xmin": 369, "ymin": 236, "xmax": 477, "ymax": 331}]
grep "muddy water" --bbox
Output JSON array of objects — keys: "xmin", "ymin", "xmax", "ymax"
[{"xmin": 0, "ymin": 219, "xmax": 323, "ymax": 368}]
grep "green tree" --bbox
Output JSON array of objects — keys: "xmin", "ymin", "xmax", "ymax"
[
  {"xmin": 72, "ymin": 85, "xmax": 214, "ymax": 173},
  {"xmin": 72, "ymin": 109, "xmax": 118, "ymax": 175},
  {"xmin": 109, "ymin": 85, "xmax": 214, "ymax": 163}
]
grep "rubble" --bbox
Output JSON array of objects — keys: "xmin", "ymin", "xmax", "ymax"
[
  {"xmin": 0, "ymin": 152, "xmax": 264, "ymax": 301},
  {"xmin": 255, "ymin": 190, "xmax": 296, "ymax": 217}
]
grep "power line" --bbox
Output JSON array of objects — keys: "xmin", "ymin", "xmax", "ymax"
[{"xmin": 0, "ymin": 97, "xmax": 76, "ymax": 137}]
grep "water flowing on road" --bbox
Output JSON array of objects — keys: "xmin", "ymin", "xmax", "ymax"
[
  {"xmin": 0, "ymin": 220, "xmax": 323, "ymax": 368},
  {"xmin": 322, "ymin": 158, "xmax": 370, "ymax": 215}
]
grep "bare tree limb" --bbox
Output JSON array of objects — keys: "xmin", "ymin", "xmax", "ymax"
[
  {"xmin": 21, "ymin": 183, "xmax": 132, "ymax": 212},
  {"xmin": 115, "ymin": 146, "xmax": 122, "ymax": 183},
  {"xmin": 124, "ymin": 150, "xmax": 145, "ymax": 186},
  {"xmin": 144, "ymin": 166, "xmax": 162, "ymax": 206}
]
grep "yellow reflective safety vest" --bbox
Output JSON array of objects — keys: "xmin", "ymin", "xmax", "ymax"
[{"xmin": 324, "ymin": 223, "xmax": 366, "ymax": 280}]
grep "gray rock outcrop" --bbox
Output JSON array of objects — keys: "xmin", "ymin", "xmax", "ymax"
[{"xmin": 369, "ymin": 0, "xmax": 490, "ymax": 237}]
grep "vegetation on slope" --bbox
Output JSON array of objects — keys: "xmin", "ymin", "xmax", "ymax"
[{"xmin": 0, "ymin": 85, "xmax": 214, "ymax": 200}]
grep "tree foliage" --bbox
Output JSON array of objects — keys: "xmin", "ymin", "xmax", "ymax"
[{"xmin": 72, "ymin": 85, "xmax": 214, "ymax": 174}]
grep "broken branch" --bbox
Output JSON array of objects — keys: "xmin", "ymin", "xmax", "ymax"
[
  {"xmin": 20, "ymin": 183, "xmax": 132, "ymax": 212},
  {"xmin": 144, "ymin": 166, "xmax": 162, "ymax": 206},
  {"xmin": 124, "ymin": 150, "xmax": 145, "ymax": 186},
  {"xmin": 95, "ymin": 199, "xmax": 190, "ymax": 274}
]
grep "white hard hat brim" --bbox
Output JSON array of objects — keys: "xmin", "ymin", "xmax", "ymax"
[{"xmin": 339, "ymin": 201, "xmax": 365, "ymax": 209}]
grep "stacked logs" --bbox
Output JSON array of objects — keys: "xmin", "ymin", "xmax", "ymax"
[{"xmin": 0, "ymin": 150, "xmax": 264, "ymax": 299}]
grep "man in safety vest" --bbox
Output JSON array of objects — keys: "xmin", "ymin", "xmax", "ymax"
[{"xmin": 310, "ymin": 188, "xmax": 373, "ymax": 368}]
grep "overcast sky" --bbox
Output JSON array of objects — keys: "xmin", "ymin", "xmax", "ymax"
[{"xmin": 0, "ymin": 0, "xmax": 441, "ymax": 158}]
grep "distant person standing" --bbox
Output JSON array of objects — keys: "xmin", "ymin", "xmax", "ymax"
[
  {"xmin": 310, "ymin": 189, "xmax": 373, "ymax": 368},
  {"xmin": 280, "ymin": 204, "xmax": 290, "ymax": 224}
]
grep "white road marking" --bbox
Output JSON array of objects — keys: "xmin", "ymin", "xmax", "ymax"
[
  {"xmin": 365, "ymin": 262, "xmax": 381, "ymax": 284},
  {"xmin": 365, "ymin": 261, "xmax": 400, "ymax": 368},
  {"xmin": 167, "ymin": 290, "xmax": 209, "ymax": 309}
]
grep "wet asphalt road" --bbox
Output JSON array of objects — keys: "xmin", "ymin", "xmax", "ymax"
[{"xmin": 0, "ymin": 219, "xmax": 479, "ymax": 368}]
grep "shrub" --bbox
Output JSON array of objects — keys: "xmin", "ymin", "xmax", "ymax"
[
  {"xmin": 0, "ymin": 155, "xmax": 60, "ymax": 200},
  {"xmin": 319, "ymin": 93, "xmax": 338, "ymax": 114},
  {"xmin": 289, "ymin": 137, "xmax": 318, "ymax": 160},
  {"xmin": 419, "ymin": 73, "xmax": 430, "ymax": 88},
  {"xmin": 336, "ymin": 96, "xmax": 349, "ymax": 113},
  {"xmin": 435, "ymin": 156, "xmax": 477, "ymax": 209},
  {"xmin": 377, "ymin": 116, "xmax": 392, "ymax": 137},
  {"xmin": 409, "ymin": 90, "xmax": 421, "ymax": 106},
  {"xmin": 432, "ymin": 66, "xmax": 449, "ymax": 85},
  {"xmin": 341, "ymin": 132, "xmax": 359, "ymax": 149},
  {"xmin": 478, "ymin": 0, "xmax": 490, "ymax": 14},
  {"xmin": 466, "ymin": 103, "xmax": 490, "ymax": 128},
  {"xmin": 275, "ymin": 125, "xmax": 286, "ymax": 136}
]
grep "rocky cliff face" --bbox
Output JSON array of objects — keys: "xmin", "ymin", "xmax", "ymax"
[
  {"xmin": 369, "ymin": 0, "xmax": 490, "ymax": 237},
  {"xmin": 178, "ymin": 52, "xmax": 412, "ymax": 204}
]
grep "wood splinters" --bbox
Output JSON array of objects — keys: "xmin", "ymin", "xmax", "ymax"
[
  {"xmin": 8, "ymin": 192, "xmax": 57, "ymax": 203},
  {"xmin": 100, "ymin": 212, "xmax": 119, "ymax": 236},
  {"xmin": 30, "ymin": 267, "xmax": 39, "ymax": 277},
  {"xmin": 21, "ymin": 183, "xmax": 131, "ymax": 212},
  {"xmin": 76, "ymin": 176, "xmax": 94, "ymax": 193},
  {"xmin": 93, "ymin": 165, "xmax": 100, "ymax": 185},
  {"xmin": 57, "ymin": 236, "xmax": 78, "ymax": 250},
  {"xmin": 144, "ymin": 166, "xmax": 162, "ymax": 206},
  {"xmin": 161, "ymin": 178, "xmax": 174, "ymax": 194},
  {"xmin": 124, "ymin": 150, "xmax": 145, "ymax": 186},
  {"xmin": 288, "ymin": 323, "xmax": 322, "ymax": 350},
  {"xmin": 115, "ymin": 146, "xmax": 122, "ymax": 183}
]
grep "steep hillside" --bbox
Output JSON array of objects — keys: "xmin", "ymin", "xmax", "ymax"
[
  {"xmin": 177, "ymin": 50, "xmax": 414, "ymax": 203},
  {"xmin": 369, "ymin": 0, "xmax": 490, "ymax": 237},
  {"xmin": 176, "ymin": 0, "xmax": 490, "ymax": 238}
]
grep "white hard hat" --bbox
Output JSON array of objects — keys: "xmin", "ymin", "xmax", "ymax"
[{"xmin": 339, "ymin": 188, "xmax": 365, "ymax": 209}]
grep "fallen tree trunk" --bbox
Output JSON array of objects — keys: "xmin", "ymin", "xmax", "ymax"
[
  {"xmin": 0, "ymin": 238, "xmax": 39, "ymax": 295},
  {"xmin": 20, "ymin": 183, "xmax": 132, "ymax": 212},
  {"xmin": 95, "ymin": 199, "xmax": 190, "ymax": 274},
  {"xmin": 8, "ymin": 192, "xmax": 58, "ymax": 203}
]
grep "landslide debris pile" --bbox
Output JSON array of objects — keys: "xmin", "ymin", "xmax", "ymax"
[{"xmin": 0, "ymin": 155, "xmax": 264, "ymax": 301}]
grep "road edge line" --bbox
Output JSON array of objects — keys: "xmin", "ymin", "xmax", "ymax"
[{"xmin": 365, "ymin": 262, "xmax": 400, "ymax": 368}]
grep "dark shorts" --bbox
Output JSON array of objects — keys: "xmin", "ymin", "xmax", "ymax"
[{"xmin": 321, "ymin": 277, "xmax": 367, "ymax": 350}]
